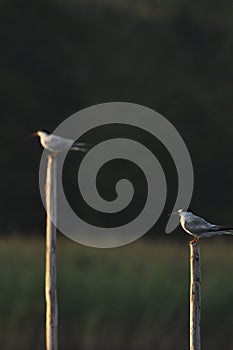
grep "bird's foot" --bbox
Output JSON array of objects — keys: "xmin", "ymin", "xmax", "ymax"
[{"xmin": 189, "ymin": 237, "xmax": 199, "ymax": 245}]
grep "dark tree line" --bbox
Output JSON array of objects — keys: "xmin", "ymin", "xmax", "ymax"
[{"xmin": 0, "ymin": 0, "xmax": 232, "ymax": 236}]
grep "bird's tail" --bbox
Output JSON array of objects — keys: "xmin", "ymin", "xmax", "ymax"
[
  {"xmin": 215, "ymin": 226, "xmax": 233, "ymax": 235},
  {"xmin": 71, "ymin": 142, "xmax": 93, "ymax": 152},
  {"xmin": 224, "ymin": 231, "xmax": 233, "ymax": 235}
]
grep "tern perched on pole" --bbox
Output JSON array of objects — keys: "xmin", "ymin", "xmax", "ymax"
[
  {"xmin": 33, "ymin": 129, "xmax": 92, "ymax": 350},
  {"xmin": 172, "ymin": 209, "xmax": 233, "ymax": 243},
  {"xmin": 32, "ymin": 130, "xmax": 90, "ymax": 153}
]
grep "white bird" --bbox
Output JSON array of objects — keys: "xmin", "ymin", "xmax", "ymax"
[
  {"xmin": 172, "ymin": 209, "xmax": 233, "ymax": 244},
  {"xmin": 32, "ymin": 130, "xmax": 90, "ymax": 153}
]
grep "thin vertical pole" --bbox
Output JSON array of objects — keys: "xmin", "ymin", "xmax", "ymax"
[
  {"xmin": 190, "ymin": 242, "xmax": 201, "ymax": 350},
  {"xmin": 45, "ymin": 154, "xmax": 58, "ymax": 350}
]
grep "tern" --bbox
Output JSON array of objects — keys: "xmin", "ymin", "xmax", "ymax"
[
  {"xmin": 32, "ymin": 130, "xmax": 91, "ymax": 153},
  {"xmin": 172, "ymin": 209, "xmax": 233, "ymax": 244}
]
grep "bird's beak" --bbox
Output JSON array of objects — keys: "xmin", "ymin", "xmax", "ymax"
[
  {"xmin": 31, "ymin": 132, "xmax": 38, "ymax": 137},
  {"xmin": 168, "ymin": 211, "xmax": 178, "ymax": 216}
]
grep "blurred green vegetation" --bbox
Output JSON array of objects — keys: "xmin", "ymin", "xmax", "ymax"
[{"xmin": 0, "ymin": 236, "xmax": 232, "ymax": 349}]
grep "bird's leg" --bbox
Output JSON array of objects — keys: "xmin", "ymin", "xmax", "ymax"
[{"xmin": 189, "ymin": 236, "xmax": 199, "ymax": 245}]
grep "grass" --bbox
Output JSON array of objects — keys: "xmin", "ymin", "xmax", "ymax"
[{"xmin": 0, "ymin": 235, "xmax": 232, "ymax": 349}]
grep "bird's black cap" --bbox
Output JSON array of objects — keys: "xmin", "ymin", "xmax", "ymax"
[
  {"xmin": 186, "ymin": 208, "xmax": 195, "ymax": 214},
  {"xmin": 38, "ymin": 129, "xmax": 49, "ymax": 133}
]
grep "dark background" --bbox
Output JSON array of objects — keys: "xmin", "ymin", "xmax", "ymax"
[
  {"xmin": 0, "ymin": 2, "xmax": 233, "ymax": 350},
  {"xmin": 1, "ymin": 0, "xmax": 232, "ymax": 235}
]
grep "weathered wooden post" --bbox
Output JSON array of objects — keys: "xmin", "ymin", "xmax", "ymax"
[
  {"xmin": 189, "ymin": 242, "xmax": 201, "ymax": 350},
  {"xmin": 45, "ymin": 154, "xmax": 58, "ymax": 350}
]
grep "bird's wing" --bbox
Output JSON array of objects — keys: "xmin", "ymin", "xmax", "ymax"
[
  {"xmin": 185, "ymin": 216, "xmax": 233, "ymax": 236},
  {"xmin": 184, "ymin": 216, "xmax": 216, "ymax": 235},
  {"xmin": 202, "ymin": 230, "xmax": 233, "ymax": 237},
  {"xmin": 202, "ymin": 225, "xmax": 233, "ymax": 237},
  {"xmin": 47, "ymin": 134, "xmax": 73, "ymax": 151},
  {"xmin": 71, "ymin": 142, "xmax": 93, "ymax": 152},
  {"xmin": 213, "ymin": 225, "xmax": 233, "ymax": 231}
]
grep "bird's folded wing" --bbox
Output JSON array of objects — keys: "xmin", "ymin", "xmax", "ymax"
[
  {"xmin": 202, "ymin": 230, "xmax": 233, "ymax": 237},
  {"xmin": 205, "ymin": 225, "xmax": 233, "ymax": 236},
  {"xmin": 185, "ymin": 215, "xmax": 233, "ymax": 236},
  {"xmin": 73, "ymin": 142, "xmax": 93, "ymax": 148},
  {"xmin": 71, "ymin": 142, "xmax": 93, "ymax": 152},
  {"xmin": 184, "ymin": 217, "xmax": 215, "ymax": 234},
  {"xmin": 213, "ymin": 225, "xmax": 233, "ymax": 231},
  {"xmin": 48, "ymin": 134, "xmax": 73, "ymax": 150},
  {"xmin": 192, "ymin": 224, "xmax": 233, "ymax": 238}
]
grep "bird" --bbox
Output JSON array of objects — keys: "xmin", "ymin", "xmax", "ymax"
[
  {"xmin": 171, "ymin": 209, "xmax": 233, "ymax": 244},
  {"xmin": 32, "ymin": 130, "xmax": 91, "ymax": 153}
]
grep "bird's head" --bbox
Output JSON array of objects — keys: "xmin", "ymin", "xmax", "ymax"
[
  {"xmin": 169, "ymin": 208, "xmax": 194, "ymax": 216},
  {"xmin": 31, "ymin": 130, "xmax": 48, "ymax": 138}
]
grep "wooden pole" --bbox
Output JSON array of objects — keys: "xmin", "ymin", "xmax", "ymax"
[
  {"xmin": 190, "ymin": 242, "xmax": 201, "ymax": 350},
  {"xmin": 45, "ymin": 154, "xmax": 58, "ymax": 350}
]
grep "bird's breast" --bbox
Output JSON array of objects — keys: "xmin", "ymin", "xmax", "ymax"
[{"xmin": 180, "ymin": 216, "xmax": 195, "ymax": 235}]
